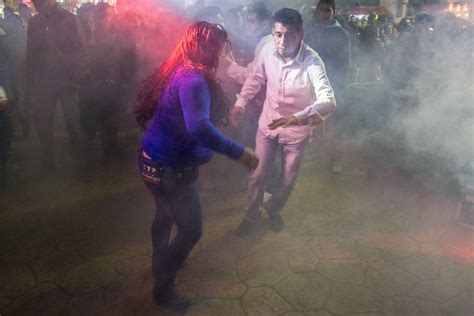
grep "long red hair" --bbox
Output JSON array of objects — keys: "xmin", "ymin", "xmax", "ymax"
[{"xmin": 135, "ymin": 21, "xmax": 230, "ymax": 128}]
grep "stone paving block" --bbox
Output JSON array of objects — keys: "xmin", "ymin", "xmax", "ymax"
[
  {"xmin": 360, "ymin": 208, "xmax": 409, "ymax": 235},
  {"xmin": 288, "ymin": 246, "xmax": 320, "ymax": 272},
  {"xmin": 32, "ymin": 250, "xmax": 83, "ymax": 282},
  {"xmin": 354, "ymin": 232, "xmax": 419, "ymax": 259},
  {"xmin": 274, "ymin": 272, "xmax": 331, "ymax": 311},
  {"xmin": 410, "ymin": 279, "xmax": 460, "ymax": 303},
  {"xmin": 113, "ymin": 255, "xmax": 150, "ymax": 275},
  {"xmin": 306, "ymin": 218, "xmax": 362, "ymax": 238},
  {"xmin": 440, "ymin": 289, "xmax": 474, "ymax": 316},
  {"xmin": 176, "ymin": 277, "xmax": 202, "ymax": 301},
  {"xmin": 237, "ymin": 250, "xmax": 292, "ymax": 287},
  {"xmin": 285, "ymin": 211, "xmax": 335, "ymax": 234},
  {"xmin": 199, "ymin": 227, "xmax": 247, "ymax": 254},
  {"xmin": 242, "ymin": 287, "xmax": 293, "ymax": 315},
  {"xmin": 385, "ymin": 297, "xmax": 442, "ymax": 315},
  {"xmin": 438, "ymin": 263, "xmax": 474, "ymax": 291},
  {"xmin": 316, "ymin": 259, "xmax": 366, "ymax": 286},
  {"xmin": 4, "ymin": 285, "xmax": 70, "ymax": 315},
  {"xmin": 61, "ymin": 290, "xmax": 104, "ymax": 315},
  {"xmin": 185, "ymin": 250, "xmax": 239, "ymax": 276},
  {"xmin": 198, "ymin": 274, "xmax": 246, "ymax": 299},
  {"xmin": 54, "ymin": 261, "xmax": 118, "ymax": 296},
  {"xmin": 0, "ymin": 298, "xmax": 11, "ymax": 311},
  {"xmin": 188, "ymin": 298, "xmax": 245, "ymax": 315},
  {"xmin": 279, "ymin": 312, "xmax": 305, "ymax": 316},
  {"xmin": 355, "ymin": 242, "xmax": 386, "ymax": 264},
  {"xmin": 2, "ymin": 235, "xmax": 57, "ymax": 264},
  {"xmin": 366, "ymin": 262, "xmax": 418, "ymax": 297},
  {"xmin": 395, "ymin": 254, "xmax": 440, "ymax": 280},
  {"xmin": 326, "ymin": 283, "xmax": 383, "ymax": 314},
  {"xmin": 0, "ymin": 264, "xmax": 36, "ymax": 297},
  {"xmin": 309, "ymin": 236, "xmax": 358, "ymax": 260}
]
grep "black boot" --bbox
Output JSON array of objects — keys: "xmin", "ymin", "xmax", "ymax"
[{"xmin": 153, "ymin": 282, "xmax": 191, "ymax": 312}]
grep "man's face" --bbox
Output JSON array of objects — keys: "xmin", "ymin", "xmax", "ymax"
[
  {"xmin": 273, "ymin": 22, "xmax": 303, "ymax": 59},
  {"xmin": 247, "ymin": 12, "xmax": 267, "ymax": 36},
  {"xmin": 32, "ymin": 0, "xmax": 55, "ymax": 14},
  {"xmin": 2, "ymin": 0, "xmax": 13, "ymax": 8},
  {"xmin": 316, "ymin": 3, "xmax": 334, "ymax": 25}
]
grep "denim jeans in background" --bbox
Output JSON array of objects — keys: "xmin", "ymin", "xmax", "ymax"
[
  {"xmin": 245, "ymin": 130, "xmax": 308, "ymax": 221},
  {"xmin": 139, "ymin": 153, "xmax": 202, "ymax": 289}
]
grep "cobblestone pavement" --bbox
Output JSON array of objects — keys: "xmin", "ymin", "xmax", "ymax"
[{"xmin": 1, "ymin": 137, "xmax": 473, "ymax": 315}]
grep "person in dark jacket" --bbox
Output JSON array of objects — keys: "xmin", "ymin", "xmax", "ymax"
[
  {"xmin": 304, "ymin": 0, "xmax": 351, "ymax": 93},
  {"xmin": 79, "ymin": 3, "xmax": 131, "ymax": 179},
  {"xmin": 135, "ymin": 21, "xmax": 258, "ymax": 311},
  {"xmin": 0, "ymin": 25, "xmax": 13, "ymax": 188},
  {"xmin": 26, "ymin": 0, "xmax": 89, "ymax": 172},
  {"xmin": 1, "ymin": 7, "xmax": 29, "ymax": 138}
]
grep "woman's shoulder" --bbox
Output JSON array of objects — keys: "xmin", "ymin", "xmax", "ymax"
[
  {"xmin": 174, "ymin": 66, "xmax": 205, "ymax": 81},
  {"xmin": 173, "ymin": 67, "xmax": 209, "ymax": 91}
]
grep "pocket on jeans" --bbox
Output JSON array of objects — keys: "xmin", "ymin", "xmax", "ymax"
[{"xmin": 140, "ymin": 155, "xmax": 163, "ymax": 185}]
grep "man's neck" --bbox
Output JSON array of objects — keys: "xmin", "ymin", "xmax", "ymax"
[{"xmin": 280, "ymin": 45, "xmax": 300, "ymax": 63}]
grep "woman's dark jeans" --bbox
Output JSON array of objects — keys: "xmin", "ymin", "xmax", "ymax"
[{"xmin": 139, "ymin": 153, "xmax": 202, "ymax": 293}]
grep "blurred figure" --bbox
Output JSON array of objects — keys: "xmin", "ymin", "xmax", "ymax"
[
  {"xmin": 226, "ymin": 5, "xmax": 273, "ymax": 149},
  {"xmin": 136, "ymin": 21, "xmax": 258, "ymax": 311},
  {"xmin": 25, "ymin": 0, "xmax": 89, "ymax": 172},
  {"xmin": 304, "ymin": 0, "xmax": 350, "ymax": 173},
  {"xmin": 305, "ymin": 0, "xmax": 350, "ymax": 92},
  {"xmin": 193, "ymin": 6, "xmax": 224, "ymax": 25},
  {"xmin": 18, "ymin": 4, "xmax": 33, "ymax": 24},
  {"xmin": 79, "ymin": 3, "xmax": 130, "ymax": 180},
  {"xmin": 1, "ymin": 6, "xmax": 28, "ymax": 139},
  {"xmin": 185, "ymin": 0, "xmax": 205, "ymax": 20},
  {"xmin": 0, "ymin": 25, "xmax": 13, "ymax": 188},
  {"xmin": 77, "ymin": 3, "xmax": 96, "ymax": 47}
]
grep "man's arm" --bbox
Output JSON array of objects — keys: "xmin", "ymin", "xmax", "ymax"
[
  {"xmin": 293, "ymin": 58, "xmax": 336, "ymax": 123},
  {"xmin": 269, "ymin": 56, "xmax": 336, "ymax": 130},
  {"xmin": 230, "ymin": 42, "xmax": 269, "ymax": 126}
]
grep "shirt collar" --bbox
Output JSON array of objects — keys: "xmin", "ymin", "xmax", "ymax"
[{"xmin": 273, "ymin": 41, "xmax": 306, "ymax": 65}]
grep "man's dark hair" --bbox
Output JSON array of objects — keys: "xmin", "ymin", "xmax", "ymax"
[
  {"xmin": 273, "ymin": 8, "xmax": 303, "ymax": 32},
  {"xmin": 3, "ymin": 6, "xmax": 14, "ymax": 17},
  {"xmin": 317, "ymin": 0, "xmax": 336, "ymax": 11},
  {"xmin": 249, "ymin": 6, "xmax": 272, "ymax": 23}
]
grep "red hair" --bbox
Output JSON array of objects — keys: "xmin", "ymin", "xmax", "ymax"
[{"xmin": 136, "ymin": 21, "xmax": 229, "ymax": 128}]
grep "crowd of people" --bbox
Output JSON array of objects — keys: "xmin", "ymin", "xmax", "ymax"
[
  {"xmin": 0, "ymin": 0, "xmax": 471, "ymax": 186},
  {"xmin": 0, "ymin": 0, "xmax": 472, "ymax": 312}
]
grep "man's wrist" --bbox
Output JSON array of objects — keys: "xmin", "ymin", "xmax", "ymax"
[{"xmin": 234, "ymin": 95, "xmax": 248, "ymax": 110}]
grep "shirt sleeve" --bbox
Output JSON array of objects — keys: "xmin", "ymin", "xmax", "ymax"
[
  {"xmin": 179, "ymin": 74, "xmax": 244, "ymax": 160},
  {"xmin": 293, "ymin": 56, "xmax": 337, "ymax": 123},
  {"xmin": 234, "ymin": 42, "xmax": 269, "ymax": 110}
]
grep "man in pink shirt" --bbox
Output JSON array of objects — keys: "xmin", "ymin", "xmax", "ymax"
[{"xmin": 231, "ymin": 8, "xmax": 336, "ymax": 235}]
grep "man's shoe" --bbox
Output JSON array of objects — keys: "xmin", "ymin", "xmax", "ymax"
[
  {"xmin": 235, "ymin": 218, "xmax": 255, "ymax": 237},
  {"xmin": 154, "ymin": 287, "xmax": 192, "ymax": 312},
  {"xmin": 269, "ymin": 214, "xmax": 284, "ymax": 233}
]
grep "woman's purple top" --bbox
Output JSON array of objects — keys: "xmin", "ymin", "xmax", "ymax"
[{"xmin": 141, "ymin": 67, "xmax": 244, "ymax": 167}]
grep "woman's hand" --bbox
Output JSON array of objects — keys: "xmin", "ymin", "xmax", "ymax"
[{"xmin": 238, "ymin": 146, "xmax": 259, "ymax": 170}]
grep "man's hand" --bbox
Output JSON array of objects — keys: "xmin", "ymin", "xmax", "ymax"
[
  {"xmin": 0, "ymin": 100, "xmax": 7, "ymax": 112},
  {"xmin": 309, "ymin": 115, "xmax": 324, "ymax": 126},
  {"xmin": 238, "ymin": 146, "xmax": 259, "ymax": 170},
  {"xmin": 268, "ymin": 116, "xmax": 298, "ymax": 130},
  {"xmin": 230, "ymin": 106, "xmax": 244, "ymax": 127}
]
